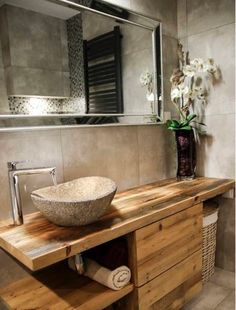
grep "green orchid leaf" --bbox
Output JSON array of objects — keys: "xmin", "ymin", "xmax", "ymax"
[
  {"xmin": 179, "ymin": 125, "xmax": 192, "ymax": 130},
  {"xmin": 171, "ymin": 120, "xmax": 180, "ymax": 127},
  {"xmin": 198, "ymin": 122, "xmax": 207, "ymax": 126},
  {"xmin": 180, "ymin": 120, "xmax": 189, "ymax": 127},
  {"xmin": 166, "ymin": 120, "xmax": 176, "ymax": 130},
  {"xmin": 187, "ymin": 114, "xmax": 197, "ymax": 122}
]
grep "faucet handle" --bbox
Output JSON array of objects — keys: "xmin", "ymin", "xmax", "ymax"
[{"xmin": 7, "ymin": 160, "xmax": 29, "ymax": 171}]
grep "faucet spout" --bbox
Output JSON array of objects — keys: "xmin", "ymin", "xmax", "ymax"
[{"xmin": 7, "ymin": 162, "xmax": 57, "ymax": 226}]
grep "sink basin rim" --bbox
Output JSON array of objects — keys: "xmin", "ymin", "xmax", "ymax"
[{"xmin": 31, "ymin": 176, "xmax": 117, "ymax": 204}]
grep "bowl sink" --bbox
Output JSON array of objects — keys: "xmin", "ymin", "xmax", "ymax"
[{"xmin": 31, "ymin": 176, "xmax": 117, "ymax": 226}]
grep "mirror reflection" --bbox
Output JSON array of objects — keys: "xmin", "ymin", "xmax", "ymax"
[{"xmin": 0, "ymin": 0, "xmax": 162, "ymax": 126}]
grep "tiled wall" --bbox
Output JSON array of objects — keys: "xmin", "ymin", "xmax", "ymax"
[
  {"xmin": 0, "ymin": 5, "xmax": 70, "ymax": 98},
  {"xmin": 177, "ymin": 0, "xmax": 235, "ymax": 271}
]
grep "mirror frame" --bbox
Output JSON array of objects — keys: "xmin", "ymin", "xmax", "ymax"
[{"xmin": 0, "ymin": 0, "xmax": 164, "ymax": 131}]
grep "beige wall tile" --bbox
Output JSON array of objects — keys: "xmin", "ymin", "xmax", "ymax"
[
  {"xmin": 187, "ymin": 0, "xmax": 235, "ymax": 36},
  {"xmin": 0, "ymin": 38, "xmax": 3, "ymax": 68},
  {"xmin": 196, "ymin": 114, "xmax": 235, "ymax": 179},
  {"xmin": 130, "ymin": 0, "xmax": 177, "ymax": 38},
  {"xmin": 7, "ymin": 5, "xmax": 64, "ymax": 70},
  {"xmin": 61, "ymin": 126, "xmax": 140, "ymax": 191},
  {"xmin": 0, "ymin": 129, "xmax": 63, "ymax": 221},
  {"xmin": 5, "ymin": 66, "xmax": 68, "ymax": 97},
  {"xmin": 137, "ymin": 125, "xmax": 176, "ymax": 185},
  {"xmin": 216, "ymin": 198, "xmax": 235, "ymax": 272},
  {"xmin": 122, "ymin": 48, "xmax": 154, "ymax": 114},
  {"xmin": 163, "ymin": 78, "xmax": 179, "ymax": 118},
  {"xmin": 0, "ymin": 68, "xmax": 8, "ymax": 113},
  {"xmin": 187, "ymin": 23, "xmax": 235, "ymax": 116},
  {"xmin": 177, "ymin": 0, "xmax": 187, "ymax": 38},
  {"xmin": 162, "ymin": 35, "xmax": 179, "ymax": 81}
]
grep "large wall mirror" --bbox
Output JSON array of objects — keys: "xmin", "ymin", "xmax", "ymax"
[{"xmin": 0, "ymin": 0, "xmax": 163, "ymax": 129}]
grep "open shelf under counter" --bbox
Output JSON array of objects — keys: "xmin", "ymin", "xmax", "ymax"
[
  {"xmin": 0, "ymin": 177, "xmax": 234, "ymax": 271},
  {"xmin": 0, "ymin": 262, "xmax": 133, "ymax": 310}
]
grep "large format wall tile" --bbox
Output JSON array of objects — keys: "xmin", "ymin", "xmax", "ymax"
[
  {"xmin": 0, "ymin": 130, "xmax": 63, "ymax": 220},
  {"xmin": 7, "ymin": 5, "xmax": 65, "ymax": 71},
  {"xmin": 187, "ymin": 23, "xmax": 235, "ymax": 116},
  {"xmin": 196, "ymin": 114, "xmax": 235, "ymax": 179},
  {"xmin": 130, "ymin": 0, "xmax": 177, "ymax": 38},
  {"xmin": 162, "ymin": 35, "xmax": 178, "ymax": 81},
  {"xmin": 122, "ymin": 48, "xmax": 154, "ymax": 114},
  {"xmin": 216, "ymin": 198, "xmax": 235, "ymax": 272},
  {"xmin": 187, "ymin": 0, "xmax": 235, "ymax": 36},
  {"xmin": 5, "ymin": 67, "xmax": 69, "ymax": 97},
  {"xmin": 61, "ymin": 126, "xmax": 140, "ymax": 191},
  {"xmin": 0, "ymin": 68, "xmax": 8, "ymax": 113},
  {"xmin": 177, "ymin": 0, "xmax": 187, "ymax": 38},
  {"xmin": 0, "ymin": 39, "xmax": 3, "ymax": 68},
  {"xmin": 1, "ymin": 5, "xmax": 70, "ymax": 97},
  {"xmin": 163, "ymin": 78, "xmax": 179, "ymax": 117},
  {"xmin": 137, "ymin": 125, "xmax": 176, "ymax": 185}
]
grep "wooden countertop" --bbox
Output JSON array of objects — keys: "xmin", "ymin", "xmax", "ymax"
[
  {"xmin": 0, "ymin": 262, "xmax": 134, "ymax": 310},
  {"xmin": 0, "ymin": 177, "xmax": 234, "ymax": 271}
]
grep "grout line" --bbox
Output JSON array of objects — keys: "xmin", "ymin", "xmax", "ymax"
[
  {"xmin": 213, "ymin": 288, "xmax": 234, "ymax": 310},
  {"xmin": 186, "ymin": 21, "xmax": 234, "ymax": 39}
]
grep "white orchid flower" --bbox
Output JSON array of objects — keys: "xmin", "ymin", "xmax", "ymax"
[
  {"xmin": 140, "ymin": 71, "xmax": 153, "ymax": 86},
  {"xmin": 171, "ymin": 87, "xmax": 181, "ymax": 101},
  {"xmin": 183, "ymin": 65, "xmax": 196, "ymax": 77},
  {"xmin": 203, "ymin": 58, "xmax": 220, "ymax": 78},
  {"xmin": 190, "ymin": 58, "xmax": 205, "ymax": 71},
  {"xmin": 146, "ymin": 92, "xmax": 155, "ymax": 102}
]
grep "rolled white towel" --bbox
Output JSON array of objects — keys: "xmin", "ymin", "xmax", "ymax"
[
  {"xmin": 68, "ymin": 254, "xmax": 84, "ymax": 274},
  {"xmin": 68, "ymin": 255, "xmax": 131, "ymax": 291},
  {"xmin": 84, "ymin": 258, "xmax": 131, "ymax": 290}
]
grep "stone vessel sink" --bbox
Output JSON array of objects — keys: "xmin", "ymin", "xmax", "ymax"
[{"xmin": 31, "ymin": 177, "xmax": 117, "ymax": 226}]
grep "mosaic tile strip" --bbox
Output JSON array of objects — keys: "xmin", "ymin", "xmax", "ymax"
[
  {"xmin": 67, "ymin": 14, "xmax": 85, "ymax": 99},
  {"xmin": 8, "ymin": 96, "xmax": 85, "ymax": 115}
]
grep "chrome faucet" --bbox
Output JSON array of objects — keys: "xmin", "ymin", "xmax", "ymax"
[{"xmin": 7, "ymin": 161, "xmax": 57, "ymax": 226}]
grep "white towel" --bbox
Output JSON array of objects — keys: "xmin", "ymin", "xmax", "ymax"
[
  {"xmin": 68, "ymin": 255, "xmax": 131, "ymax": 291},
  {"xmin": 68, "ymin": 254, "xmax": 84, "ymax": 274}
]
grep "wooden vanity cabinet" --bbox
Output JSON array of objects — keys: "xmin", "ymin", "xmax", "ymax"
[
  {"xmin": 124, "ymin": 203, "xmax": 203, "ymax": 310},
  {"xmin": 0, "ymin": 177, "xmax": 234, "ymax": 310}
]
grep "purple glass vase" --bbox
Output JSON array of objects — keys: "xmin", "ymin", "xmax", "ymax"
[{"xmin": 175, "ymin": 129, "xmax": 196, "ymax": 180}]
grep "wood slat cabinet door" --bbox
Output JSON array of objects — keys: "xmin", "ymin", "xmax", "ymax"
[
  {"xmin": 136, "ymin": 250, "xmax": 202, "ymax": 310},
  {"xmin": 129, "ymin": 203, "xmax": 203, "ymax": 287}
]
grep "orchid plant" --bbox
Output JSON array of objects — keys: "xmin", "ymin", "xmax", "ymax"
[
  {"xmin": 140, "ymin": 71, "xmax": 155, "ymax": 115},
  {"xmin": 167, "ymin": 42, "xmax": 220, "ymax": 133}
]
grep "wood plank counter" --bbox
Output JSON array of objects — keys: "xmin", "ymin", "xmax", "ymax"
[
  {"xmin": 0, "ymin": 177, "xmax": 234, "ymax": 271},
  {"xmin": 0, "ymin": 263, "xmax": 134, "ymax": 310}
]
